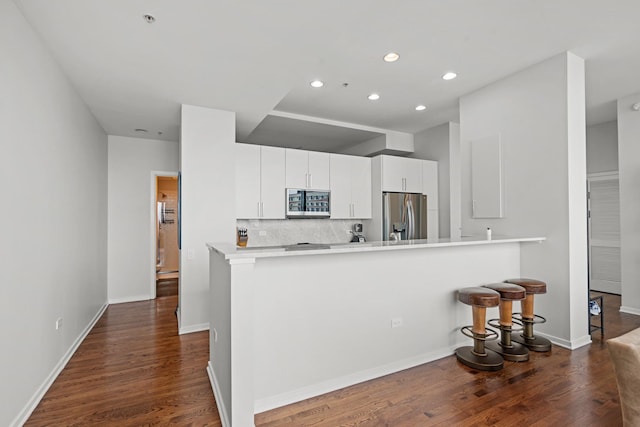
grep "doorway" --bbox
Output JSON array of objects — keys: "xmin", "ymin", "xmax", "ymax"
[
  {"xmin": 587, "ymin": 172, "xmax": 621, "ymax": 295},
  {"xmin": 155, "ymin": 175, "xmax": 179, "ymax": 298}
]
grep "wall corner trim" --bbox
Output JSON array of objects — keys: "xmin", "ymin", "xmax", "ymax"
[{"xmin": 207, "ymin": 362, "xmax": 231, "ymax": 427}]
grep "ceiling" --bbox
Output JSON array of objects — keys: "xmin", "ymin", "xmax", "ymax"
[{"xmin": 13, "ymin": 0, "xmax": 640, "ymax": 152}]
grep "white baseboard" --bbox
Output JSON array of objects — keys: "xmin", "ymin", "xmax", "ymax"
[
  {"xmin": 11, "ymin": 303, "xmax": 108, "ymax": 427},
  {"xmin": 179, "ymin": 322, "xmax": 209, "ymax": 335},
  {"xmin": 108, "ymin": 294, "xmax": 151, "ymax": 304},
  {"xmin": 207, "ymin": 362, "xmax": 231, "ymax": 427},
  {"xmin": 254, "ymin": 347, "xmax": 455, "ymax": 414},
  {"xmin": 620, "ymin": 306, "xmax": 640, "ymax": 316},
  {"xmin": 535, "ymin": 331, "xmax": 591, "ymax": 350}
]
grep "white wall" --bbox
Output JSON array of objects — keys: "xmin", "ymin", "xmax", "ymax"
[
  {"xmin": 586, "ymin": 120, "xmax": 618, "ymax": 173},
  {"xmin": 107, "ymin": 136, "xmax": 179, "ymax": 303},
  {"xmin": 459, "ymin": 52, "xmax": 589, "ymax": 348},
  {"xmin": 180, "ymin": 105, "xmax": 236, "ymax": 333},
  {"xmin": 1, "ymin": 1, "xmax": 108, "ymax": 425},
  {"xmin": 617, "ymin": 92, "xmax": 640, "ymax": 314},
  {"xmin": 412, "ymin": 122, "xmax": 461, "ymax": 238}
]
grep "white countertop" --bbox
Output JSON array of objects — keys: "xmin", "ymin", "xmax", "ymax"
[{"xmin": 207, "ymin": 236, "xmax": 545, "ymax": 260}]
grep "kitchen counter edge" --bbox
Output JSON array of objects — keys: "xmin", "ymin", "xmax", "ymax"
[{"xmin": 206, "ymin": 236, "xmax": 546, "ymax": 260}]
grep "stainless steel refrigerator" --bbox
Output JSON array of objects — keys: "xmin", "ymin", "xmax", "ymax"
[{"xmin": 383, "ymin": 192, "xmax": 428, "ymax": 241}]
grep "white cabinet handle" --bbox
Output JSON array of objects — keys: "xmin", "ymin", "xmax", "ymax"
[
  {"xmin": 309, "ymin": 173, "xmax": 312, "ymax": 188},
  {"xmin": 260, "ymin": 202, "xmax": 264, "ymax": 217},
  {"xmin": 257, "ymin": 202, "xmax": 261, "ymax": 217}
]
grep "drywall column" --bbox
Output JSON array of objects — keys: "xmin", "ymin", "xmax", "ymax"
[
  {"xmin": 460, "ymin": 52, "xmax": 589, "ymax": 348},
  {"xmin": 617, "ymin": 92, "xmax": 640, "ymax": 315},
  {"xmin": 412, "ymin": 122, "xmax": 462, "ymax": 238},
  {"xmin": 180, "ymin": 105, "xmax": 236, "ymax": 333}
]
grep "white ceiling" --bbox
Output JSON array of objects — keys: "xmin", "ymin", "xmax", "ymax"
[{"xmin": 13, "ymin": 0, "xmax": 640, "ymax": 151}]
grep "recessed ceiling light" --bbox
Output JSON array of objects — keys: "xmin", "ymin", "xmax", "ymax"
[
  {"xmin": 383, "ymin": 52, "xmax": 400, "ymax": 63},
  {"xmin": 143, "ymin": 14, "xmax": 156, "ymax": 24},
  {"xmin": 415, "ymin": 105, "xmax": 427, "ymax": 111},
  {"xmin": 310, "ymin": 80, "xmax": 324, "ymax": 88},
  {"xmin": 368, "ymin": 93, "xmax": 380, "ymax": 101},
  {"xmin": 442, "ymin": 72, "xmax": 457, "ymax": 81}
]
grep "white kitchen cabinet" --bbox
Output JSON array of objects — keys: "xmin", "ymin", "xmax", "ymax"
[
  {"xmin": 285, "ymin": 148, "xmax": 330, "ymax": 190},
  {"xmin": 422, "ymin": 160, "xmax": 439, "ymax": 210},
  {"xmin": 380, "ymin": 155, "xmax": 422, "ymax": 193},
  {"xmin": 330, "ymin": 154, "xmax": 372, "ymax": 219},
  {"xmin": 235, "ymin": 144, "xmax": 285, "ymax": 219},
  {"xmin": 422, "ymin": 160, "xmax": 439, "ymax": 239}
]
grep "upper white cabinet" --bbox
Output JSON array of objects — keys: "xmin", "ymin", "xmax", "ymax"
[
  {"xmin": 422, "ymin": 160, "xmax": 438, "ymax": 210},
  {"xmin": 235, "ymin": 144, "xmax": 285, "ymax": 219},
  {"xmin": 330, "ymin": 154, "xmax": 372, "ymax": 219},
  {"xmin": 285, "ymin": 148, "xmax": 330, "ymax": 190},
  {"xmin": 380, "ymin": 155, "xmax": 422, "ymax": 193},
  {"xmin": 422, "ymin": 160, "xmax": 439, "ymax": 239}
]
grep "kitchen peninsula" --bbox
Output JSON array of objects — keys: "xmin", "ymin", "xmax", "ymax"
[{"xmin": 207, "ymin": 236, "xmax": 545, "ymax": 426}]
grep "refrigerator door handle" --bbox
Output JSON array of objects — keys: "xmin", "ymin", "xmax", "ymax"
[
  {"xmin": 406, "ymin": 197, "xmax": 415, "ymax": 239},
  {"xmin": 383, "ymin": 193, "xmax": 390, "ymax": 239}
]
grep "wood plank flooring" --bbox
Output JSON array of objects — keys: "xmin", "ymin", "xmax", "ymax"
[
  {"xmin": 255, "ymin": 292, "xmax": 640, "ymax": 426},
  {"xmin": 25, "ymin": 292, "xmax": 640, "ymax": 426},
  {"xmin": 25, "ymin": 295, "xmax": 220, "ymax": 426}
]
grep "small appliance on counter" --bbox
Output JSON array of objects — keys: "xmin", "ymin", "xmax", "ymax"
[
  {"xmin": 350, "ymin": 223, "xmax": 366, "ymax": 242},
  {"xmin": 236, "ymin": 227, "xmax": 248, "ymax": 247}
]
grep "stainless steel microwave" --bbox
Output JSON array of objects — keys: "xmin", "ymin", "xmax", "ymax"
[{"xmin": 286, "ymin": 189, "xmax": 330, "ymax": 218}]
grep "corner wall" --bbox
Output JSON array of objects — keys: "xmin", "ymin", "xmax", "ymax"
[
  {"xmin": 179, "ymin": 105, "xmax": 236, "ymax": 333},
  {"xmin": 412, "ymin": 122, "xmax": 461, "ymax": 238},
  {"xmin": 459, "ymin": 52, "xmax": 589, "ymax": 347},
  {"xmin": 1, "ymin": 1, "xmax": 108, "ymax": 425},
  {"xmin": 107, "ymin": 136, "xmax": 179, "ymax": 303},
  {"xmin": 617, "ymin": 92, "xmax": 640, "ymax": 314}
]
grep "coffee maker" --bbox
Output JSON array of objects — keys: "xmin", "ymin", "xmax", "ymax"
[{"xmin": 350, "ymin": 223, "xmax": 366, "ymax": 242}]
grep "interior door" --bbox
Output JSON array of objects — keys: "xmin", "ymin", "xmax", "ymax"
[{"xmin": 588, "ymin": 172, "xmax": 621, "ymax": 294}]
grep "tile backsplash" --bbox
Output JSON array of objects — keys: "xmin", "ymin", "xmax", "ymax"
[{"xmin": 236, "ymin": 219, "xmax": 371, "ymax": 247}]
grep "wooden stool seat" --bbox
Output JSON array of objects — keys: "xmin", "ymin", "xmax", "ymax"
[
  {"xmin": 455, "ymin": 287, "xmax": 503, "ymax": 371},
  {"xmin": 504, "ymin": 278, "xmax": 547, "ymax": 294},
  {"xmin": 483, "ymin": 283, "xmax": 529, "ymax": 362},
  {"xmin": 458, "ymin": 287, "xmax": 500, "ymax": 307},
  {"xmin": 504, "ymin": 278, "xmax": 551, "ymax": 352},
  {"xmin": 483, "ymin": 282, "xmax": 526, "ymax": 300}
]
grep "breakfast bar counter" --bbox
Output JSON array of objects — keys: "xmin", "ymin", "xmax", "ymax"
[{"xmin": 206, "ymin": 236, "xmax": 545, "ymax": 426}]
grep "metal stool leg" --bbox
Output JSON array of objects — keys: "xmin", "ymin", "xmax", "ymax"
[
  {"xmin": 486, "ymin": 299, "xmax": 529, "ymax": 361},
  {"xmin": 511, "ymin": 294, "xmax": 551, "ymax": 352},
  {"xmin": 456, "ymin": 305, "xmax": 504, "ymax": 371}
]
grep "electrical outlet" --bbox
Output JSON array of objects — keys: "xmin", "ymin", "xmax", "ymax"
[
  {"xmin": 213, "ymin": 328, "xmax": 218, "ymax": 342},
  {"xmin": 56, "ymin": 317, "xmax": 63, "ymax": 330},
  {"xmin": 259, "ymin": 230, "xmax": 267, "ymax": 236},
  {"xmin": 391, "ymin": 317, "xmax": 403, "ymax": 328}
]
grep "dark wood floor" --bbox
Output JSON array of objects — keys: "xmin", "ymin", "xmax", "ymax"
[
  {"xmin": 25, "ymin": 292, "xmax": 640, "ymax": 426},
  {"xmin": 25, "ymin": 295, "xmax": 220, "ymax": 427}
]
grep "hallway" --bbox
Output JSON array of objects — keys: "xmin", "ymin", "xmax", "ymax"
[{"xmin": 26, "ymin": 295, "xmax": 220, "ymax": 426}]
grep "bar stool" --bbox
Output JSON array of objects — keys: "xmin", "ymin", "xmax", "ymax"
[
  {"xmin": 505, "ymin": 278, "xmax": 552, "ymax": 352},
  {"xmin": 455, "ymin": 287, "xmax": 503, "ymax": 371},
  {"xmin": 482, "ymin": 283, "xmax": 530, "ymax": 362}
]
